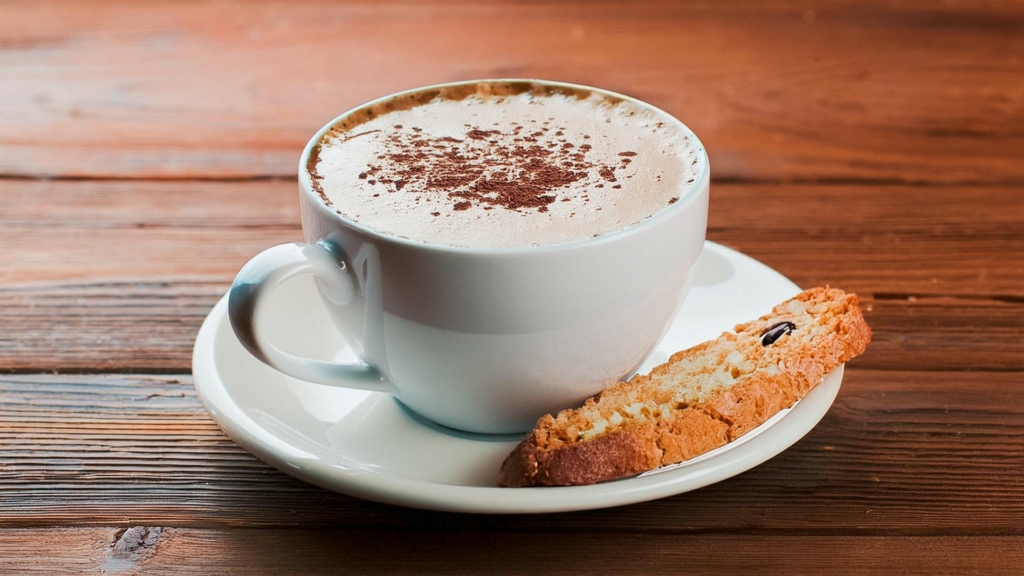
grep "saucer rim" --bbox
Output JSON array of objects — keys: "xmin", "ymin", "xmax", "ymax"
[{"xmin": 193, "ymin": 241, "xmax": 843, "ymax": 513}]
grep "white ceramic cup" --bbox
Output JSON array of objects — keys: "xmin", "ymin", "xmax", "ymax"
[{"xmin": 228, "ymin": 79, "xmax": 709, "ymax": 434}]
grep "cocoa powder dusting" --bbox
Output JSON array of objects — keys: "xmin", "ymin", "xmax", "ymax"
[
  {"xmin": 467, "ymin": 129, "xmax": 500, "ymax": 140},
  {"xmin": 355, "ymin": 124, "xmax": 636, "ymax": 212}
]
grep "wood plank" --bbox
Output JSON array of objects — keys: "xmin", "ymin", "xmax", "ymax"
[
  {"xmin": 0, "ymin": 281, "xmax": 222, "ymax": 372},
  {"xmin": 859, "ymin": 297, "xmax": 1023, "ymax": 372},
  {"xmin": 6, "ymin": 179, "xmax": 1021, "ymax": 234},
  {"xmin": 0, "ymin": 179, "xmax": 299, "ymax": 228},
  {"xmin": 2, "ymin": 370, "xmax": 1023, "ymax": 532},
  {"xmin": 3, "ymin": 180, "xmax": 1021, "ymax": 293},
  {"xmin": 2, "ymin": 1, "xmax": 1023, "ymax": 182},
  {"xmin": 2, "ymin": 281, "xmax": 1020, "ymax": 372},
  {"xmin": 2, "ymin": 529, "xmax": 1024, "ymax": 576},
  {"xmin": 2, "ymin": 180, "xmax": 1020, "ymax": 372}
]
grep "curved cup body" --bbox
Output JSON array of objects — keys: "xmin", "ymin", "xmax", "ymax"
[{"xmin": 236, "ymin": 79, "xmax": 710, "ymax": 434}]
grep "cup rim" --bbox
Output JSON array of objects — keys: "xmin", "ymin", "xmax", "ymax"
[{"xmin": 298, "ymin": 78, "xmax": 709, "ymax": 255}]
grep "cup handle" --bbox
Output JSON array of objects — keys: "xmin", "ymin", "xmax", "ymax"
[{"xmin": 228, "ymin": 241, "xmax": 397, "ymax": 394}]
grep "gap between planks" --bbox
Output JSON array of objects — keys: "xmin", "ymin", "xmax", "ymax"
[{"xmin": 5, "ymin": 173, "xmax": 1024, "ymax": 188}]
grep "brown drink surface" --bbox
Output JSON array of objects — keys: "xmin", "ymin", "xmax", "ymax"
[{"xmin": 309, "ymin": 82, "xmax": 704, "ymax": 249}]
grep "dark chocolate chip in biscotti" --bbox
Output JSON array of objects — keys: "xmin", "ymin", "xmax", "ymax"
[{"xmin": 760, "ymin": 321, "xmax": 796, "ymax": 346}]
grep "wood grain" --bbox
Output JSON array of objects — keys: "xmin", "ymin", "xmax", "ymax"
[
  {"xmin": 2, "ymin": 282, "xmax": 1020, "ymax": 373},
  {"xmin": 2, "ymin": 1, "xmax": 1022, "ymax": 183},
  {"xmin": 2, "ymin": 528, "xmax": 1024, "ymax": 575},
  {"xmin": 4, "ymin": 180, "xmax": 1020, "ymax": 293},
  {"xmin": 2, "ymin": 180, "xmax": 1020, "ymax": 372},
  {"xmin": 3, "ymin": 370, "xmax": 1023, "ymax": 532}
]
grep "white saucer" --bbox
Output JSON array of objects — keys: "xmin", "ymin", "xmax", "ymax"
[{"xmin": 193, "ymin": 241, "xmax": 843, "ymax": 513}]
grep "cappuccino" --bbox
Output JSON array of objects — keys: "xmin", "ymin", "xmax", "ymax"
[{"xmin": 308, "ymin": 82, "xmax": 703, "ymax": 249}]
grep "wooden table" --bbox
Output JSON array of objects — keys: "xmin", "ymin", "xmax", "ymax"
[{"xmin": 2, "ymin": 1, "xmax": 1022, "ymax": 574}]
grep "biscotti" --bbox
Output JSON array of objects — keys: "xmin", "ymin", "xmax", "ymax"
[{"xmin": 499, "ymin": 287, "xmax": 871, "ymax": 487}]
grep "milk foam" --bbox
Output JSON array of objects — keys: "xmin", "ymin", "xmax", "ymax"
[{"xmin": 309, "ymin": 82, "xmax": 704, "ymax": 249}]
